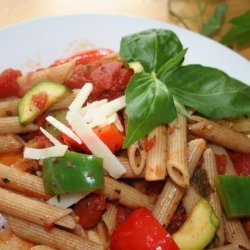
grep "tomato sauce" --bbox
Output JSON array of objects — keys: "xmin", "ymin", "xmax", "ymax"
[
  {"xmin": 0, "ymin": 68, "xmax": 21, "ymax": 98},
  {"xmin": 32, "ymin": 92, "xmax": 48, "ymax": 110},
  {"xmin": 215, "ymin": 154, "xmax": 227, "ymax": 174}
]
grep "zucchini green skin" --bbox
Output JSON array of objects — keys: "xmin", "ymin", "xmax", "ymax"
[
  {"xmin": 18, "ymin": 81, "xmax": 72, "ymax": 125},
  {"xmin": 216, "ymin": 175, "xmax": 250, "ymax": 218},
  {"xmin": 43, "ymin": 151, "xmax": 104, "ymax": 195},
  {"xmin": 173, "ymin": 198, "xmax": 219, "ymax": 250}
]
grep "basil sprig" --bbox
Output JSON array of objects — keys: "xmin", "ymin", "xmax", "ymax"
[{"xmin": 120, "ymin": 29, "xmax": 250, "ymax": 148}]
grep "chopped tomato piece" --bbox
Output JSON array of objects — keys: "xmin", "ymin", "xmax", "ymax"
[
  {"xmin": 32, "ymin": 92, "xmax": 48, "ymax": 110},
  {"xmin": 51, "ymin": 48, "xmax": 113, "ymax": 66},
  {"xmin": 62, "ymin": 123, "xmax": 124, "ymax": 153},
  {"xmin": 228, "ymin": 151, "xmax": 250, "ymax": 176},
  {"xmin": 74, "ymin": 193, "xmax": 107, "ymax": 229},
  {"xmin": 111, "ymin": 208, "xmax": 179, "ymax": 250},
  {"xmin": 65, "ymin": 60, "xmax": 133, "ymax": 101},
  {"xmin": 215, "ymin": 154, "xmax": 227, "ymax": 174},
  {"xmin": 0, "ymin": 68, "xmax": 21, "ymax": 98}
]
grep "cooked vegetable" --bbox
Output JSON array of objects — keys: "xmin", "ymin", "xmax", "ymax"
[
  {"xmin": 173, "ymin": 198, "xmax": 219, "ymax": 250},
  {"xmin": 216, "ymin": 175, "xmax": 250, "ymax": 218},
  {"xmin": 62, "ymin": 123, "xmax": 124, "ymax": 153},
  {"xmin": 42, "ymin": 151, "xmax": 104, "ymax": 195},
  {"xmin": 110, "ymin": 207, "xmax": 179, "ymax": 250},
  {"xmin": 74, "ymin": 193, "xmax": 107, "ymax": 229},
  {"xmin": 45, "ymin": 109, "xmax": 67, "ymax": 137},
  {"xmin": 18, "ymin": 81, "xmax": 71, "ymax": 125}
]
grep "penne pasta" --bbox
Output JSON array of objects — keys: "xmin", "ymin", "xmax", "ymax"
[
  {"xmin": 189, "ymin": 116, "xmax": 250, "ymax": 153},
  {"xmin": 30, "ymin": 245, "xmax": 57, "ymax": 250},
  {"xmin": 17, "ymin": 61, "xmax": 75, "ymax": 88},
  {"xmin": 0, "ymin": 116, "xmax": 38, "ymax": 135},
  {"xmin": 102, "ymin": 203, "xmax": 117, "ymax": 235},
  {"xmin": 87, "ymin": 230, "xmax": 103, "ymax": 245},
  {"xmin": 0, "ymin": 187, "xmax": 75, "ymax": 229},
  {"xmin": 104, "ymin": 176, "xmax": 153, "ymax": 210},
  {"xmin": 218, "ymin": 116, "xmax": 250, "ymax": 132},
  {"xmin": 145, "ymin": 125, "xmax": 168, "ymax": 181},
  {"xmin": 153, "ymin": 139, "xmax": 206, "ymax": 226},
  {"xmin": 0, "ymin": 97, "xmax": 19, "ymax": 117},
  {"xmin": 96, "ymin": 222, "xmax": 108, "ymax": 248},
  {"xmin": 207, "ymin": 243, "xmax": 241, "ymax": 250},
  {"xmin": 182, "ymin": 186, "xmax": 201, "ymax": 215},
  {"xmin": 0, "ymin": 163, "xmax": 50, "ymax": 199},
  {"xmin": 209, "ymin": 144, "xmax": 250, "ymax": 250},
  {"xmin": 127, "ymin": 138, "xmax": 147, "ymax": 176},
  {"xmin": 0, "ymin": 134, "xmax": 24, "ymax": 152},
  {"xmin": 203, "ymin": 148, "xmax": 225, "ymax": 247},
  {"xmin": 10, "ymin": 216, "xmax": 103, "ymax": 250},
  {"xmin": 167, "ymin": 114, "xmax": 189, "ymax": 188}
]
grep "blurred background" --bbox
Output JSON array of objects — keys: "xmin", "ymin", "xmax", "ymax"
[{"xmin": 0, "ymin": 0, "xmax": 249, "ymax": 58}]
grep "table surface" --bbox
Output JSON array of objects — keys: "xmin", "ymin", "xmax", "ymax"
[{"xmin": 0, "ymin": 0, "xmax": 249, "ymax": 59}]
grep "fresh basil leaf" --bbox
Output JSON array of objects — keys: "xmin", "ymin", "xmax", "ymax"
[
  {"xmin": 157, "ymin": 48, "xmax": 187, "ymax": 79},
  {"xmin": 124, "ymin": 72, "xmax": 176, "ymax": 147},
  {"xmin": 173, "ymin": 97, "xmax": 193, "ymax": 119},
  {"xmin": 221, "ymin": 10, "xmax": 250, "ymax": 45},
  {"xmin": 120, "ymin": 29, "xmax": 183, "ymax": 72},
  {"xmin": 162, "ymin": 65, "xmax": 250, "ymax": 120},
  {"xmin": 201, "ymin": 3, "xmax": 228, "ymax": 37}
]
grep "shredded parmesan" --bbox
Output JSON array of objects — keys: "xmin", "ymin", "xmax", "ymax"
[
  {"xmin": 46, "ymin": 116, "xmax": 82, "ymax": 144},
  {"xmin": 39, "ymin": 127, "xmax": 62, "ymax": 146},
  {"xmin": 67, "ymin": 111, "xmax": 126, "ymax": 179},
  {"xmin": 24, "ymin": 145, "xmax": 68, "ymax": 159},
  {"xmin": 68, "ymin": 83, "xmax": 93, "ymax": 111},
  {"xmin": 47, "ymin": 192, "xmax": 90, "ymax": 208}
]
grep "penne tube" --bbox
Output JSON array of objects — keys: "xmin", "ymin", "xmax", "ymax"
[
  {"xmin": 189, "ymin": 116, "xmax": 250, "ymax": 153},
  {"xmin": 102, "ymin": 203, "xmax": 117, "ymax": 235},
  {"xmin": 153, "ymin": 139, "xmax": 206, "ymax": 226},
  {"xmin": 203, "ymin": 148, "xmax": 225, "ymax": 247},
  {"xmin": 0, "ymin": 187, "xmax": 75, "ymax": 229},
  {"xmin": 207, "ymin": 243, "xmax": 241, "ymax": 250},
  {"xmin": 0, "ymin": 97, "xmax": 19, "ymax": 117},
  {"xmin": 10, "ymin": 216, "xmax": 103, "ymax": 250},
  {"xmin": 167, "ymin": 114, "xmax": 189, "ymax": 188},
  {"xmin": 30, "ymin": 245, "xmax": 57, "ymax": 250},
  {"xmin": 218, "ymin": 116, "xmax": 250, "ymax": 132},
  {"xmin": 209, "ymin": 144, "xmax": 250, "ymax": 250},
  {"xmin": 104, "ymin": 177, "xmax": 153, "ymax": 210},
  {"xmin": 0, "ymin": 134, "xmax": 24, "ymax": 152},
  {"xmin": 0, "ymin": 116, "xmax": 38, "ymax": 135},
  {"xmin": 127, "ymin": 138, "xmax": 147, "ymax": 176},
  {"xmin": 0, "ymin": 163, "xmax": 50, "ymax": 199},
  {"xmin": 96, "ymin": 222, "xmax": 108, "ymax": 247},
  {"xmin": 145, "ymin": 125, "xmax": 168, "ymax": 181},
  {"xmin": 17, "ymin": 61, "xmax": 75, "ymax": 88},
  {"xmin": 87, "ymin": 230, "xmax": 103, "ymax": 245},
  {"xmin": 182, "ymin": 186, "xmax": 201, "ymax": 214}
]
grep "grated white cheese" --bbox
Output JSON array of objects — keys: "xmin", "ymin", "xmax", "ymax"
[
  {"xmin": 67, "ymin": 111, "xmax": 126, "ymax": 179},
  {"xmin": 68, "ymin": 83, "xmax": 93, "ymax": 112},
  {"xmin": 46, "ymin": 116, "xmax": 82, "ymax": 144},
  {"xmin": 47, "ymin": 192, "xmax": 90, "ymax": 208},
  {"xmin": 24, "ymin": 145, "xmax": 68, "ymax": 160},
  {"xmin": 39, "ymin": 127, "xmax": 62, "ymax": 146}
]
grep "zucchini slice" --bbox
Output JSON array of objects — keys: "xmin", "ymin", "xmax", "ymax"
[{"xmin": 18, "ymin": 81, "xmax": 71, "ymax": 125}]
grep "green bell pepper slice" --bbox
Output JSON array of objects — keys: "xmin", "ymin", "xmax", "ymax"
[
  {"xmin": 43, "ymin": 151, "xmax": 104, "ymax": 195},
  {"xmin": 216, "ymin": 175, "xmax": 250, "ymax": 218}
]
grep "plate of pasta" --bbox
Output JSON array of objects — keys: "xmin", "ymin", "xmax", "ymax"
[{"xmin": 0, "ymin": 14, "xmax": 250, "ymax": 250}]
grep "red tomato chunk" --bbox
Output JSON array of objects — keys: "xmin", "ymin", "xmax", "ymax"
[
  {"xmin": 74, "ymin": 193, "xmax": 107, "ymax": 229},
  {"xmin": 111, "ymin": 208, "xmax": 179, "ymax": 250},
  {"xmin": 0, "ymin": 68, "xmax": 21, "ymax": 98},
  {"xmin": 229, "ymin": 151, "xmax": 250, "ymax": 176}
]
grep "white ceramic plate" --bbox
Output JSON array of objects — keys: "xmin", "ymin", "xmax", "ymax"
[{"xmin": 0, "ymin": 13, "xmax": 249, "ymax": 84}]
